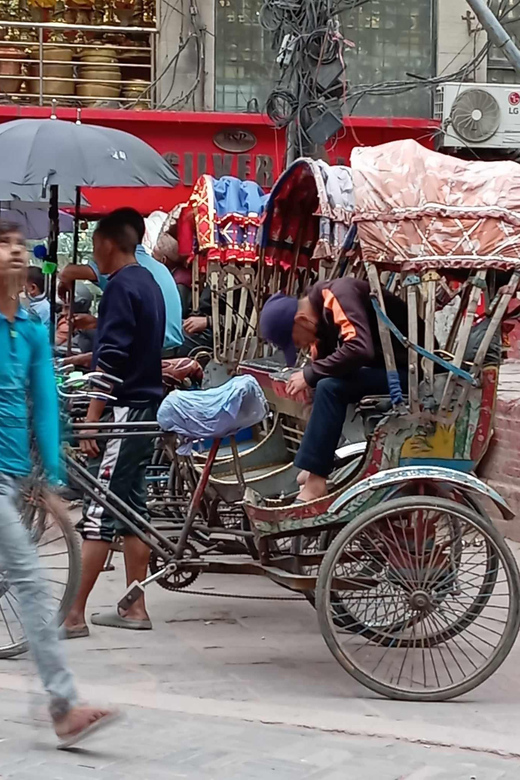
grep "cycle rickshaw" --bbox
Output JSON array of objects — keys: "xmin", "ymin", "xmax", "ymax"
[{"xmin": 2, "ymin": 139, "xmax": 520, "ymax": 703}]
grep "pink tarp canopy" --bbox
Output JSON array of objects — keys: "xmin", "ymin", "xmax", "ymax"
[{"xmin": 351, "ymin": 139, "xmax": 520, "ymax": 270}]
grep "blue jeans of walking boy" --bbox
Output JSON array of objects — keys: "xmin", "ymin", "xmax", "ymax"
[{"xmin": 0, "ymin": 473, "xmax": 78, "ymax": 719}]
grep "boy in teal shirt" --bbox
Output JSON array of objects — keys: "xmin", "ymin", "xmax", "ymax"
[{"xmin": 0, "ymin": 220, "xmax": 117, "ymax": 747}]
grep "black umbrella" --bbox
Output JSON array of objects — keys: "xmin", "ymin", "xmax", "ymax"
[
  {"xmin": 0, "ymin": 181, "xmax": 89, "ymax": 207},
  {"xmin": 0, "ymin": 118, "xmax": 178, "ymax": 189},
  {"xmin": 0, "ymin": 116, "xmax": 178, "ymax": 344}
]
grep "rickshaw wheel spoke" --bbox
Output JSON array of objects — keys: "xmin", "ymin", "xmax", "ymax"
[{"xmin": 316, "ymin": 496, "xmax": 520, "ymax": 701}]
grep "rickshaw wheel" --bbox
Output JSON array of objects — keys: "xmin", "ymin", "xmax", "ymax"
[
  {"xmin": 316, "ymin": 496, "xmax": 520, "ymax": 701},
  {"xmin": 0, "ymin": 483, "xmax": 81, "ymax": 659}
]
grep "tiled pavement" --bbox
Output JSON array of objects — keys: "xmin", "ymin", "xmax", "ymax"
[
  {"xmin": 1, "ymin": 549, "xmax": 520, "ymax": 778},
  {"xmin": 0, "ymin": 689, "xmax": 518, "ymax": 780}
]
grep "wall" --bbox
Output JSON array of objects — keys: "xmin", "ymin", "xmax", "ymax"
[
  {"xmin": 479, "ymin": 362, "xmax": 520, "ymax": 541},
  {"xmin": 436, "ymin": 0, "xmax": 487, "ymax": 82}
]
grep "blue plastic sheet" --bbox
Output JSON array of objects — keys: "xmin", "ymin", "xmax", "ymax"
[{"xmin": 157, "ymin": 375, "xmax": 268, "ymax": 454}]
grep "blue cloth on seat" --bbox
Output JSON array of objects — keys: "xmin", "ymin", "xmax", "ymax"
[
  {"xmin": 211, "ymin": 177, "xmax": 268, "ymax": 218},
  {"xmin": 157, "ymin": 375, "xmax": 268, "ymax": 453}
]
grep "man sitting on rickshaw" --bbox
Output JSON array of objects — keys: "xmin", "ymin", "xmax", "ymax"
[{"xmin": 260, "ymin": 277, "xmax": 410, "ymax": 503}]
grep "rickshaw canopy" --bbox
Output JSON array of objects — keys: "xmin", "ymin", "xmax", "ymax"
[
  {"xmin": 352, "ymin": 139, "xmax": 520, "ymax": 271},
  {"xmin": 260, "ymin": 158, "xmax": 354, "ymax": 270},
  {"xmin": 176, "ymin": 174, "xmax": 268, "ymax": 269}
]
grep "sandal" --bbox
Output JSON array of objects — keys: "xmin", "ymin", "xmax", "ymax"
[
  {"xmin": 91, "ymin": 609, "xmax": 152, "ymax": 630},
  {"xmin": 59, "ymin": 625, "xmax": 90, "ymax": 640},
  {"xmin": 57, "ymin": 709, "xmax": 122, "ymax": 750}
]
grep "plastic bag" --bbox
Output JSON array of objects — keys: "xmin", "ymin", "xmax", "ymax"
[{"xmin": 157, "ymin": 374, "xmax": 268, "ymax": 454}]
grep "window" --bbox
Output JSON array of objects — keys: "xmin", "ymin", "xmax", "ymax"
[
  {"xmin": 214, "ymin": 0, "xmax": 434, "ymax": 116},
  {"xmin": 341, "ymin": 0, "xmax": 434, "ymax": 117},
  {"xmin": 215, "ymin": 0, "xmax": 276, "ymax": 112}
]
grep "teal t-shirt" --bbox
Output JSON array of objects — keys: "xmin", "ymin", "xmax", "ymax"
[
  {"xmin": 89, "ymin": 245, "xmax": 183, "ymax": 350},
  {"xmin": 0, "ymin": 307, "xmax": 60, "ymax": 484}
]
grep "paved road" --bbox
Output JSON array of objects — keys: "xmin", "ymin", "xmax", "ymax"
[
  {"xmin": 0, "ymin": 688, "xmax": 518, "ymax": 779},
  {"xmin": 1, "ymin": 543, "xmax": 520, "ymax": 777}
]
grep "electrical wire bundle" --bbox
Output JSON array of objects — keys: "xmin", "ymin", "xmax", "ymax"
[
  {"xmin": 261, "ymin": 0, "xmax": 520, "ymax": 156},
  {"xmin": 261, "ymin": 0, "xmax": 352, "ymax": 158}
]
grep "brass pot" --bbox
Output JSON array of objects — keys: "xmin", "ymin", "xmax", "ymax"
[
  {"xmin": 80, "ymin": 64, "xmax": 121, "ymax": 82},
  {"xmin": 123, "ymin": 79, "xmax": 149, "ymax": 109},
  {"xmin": 79, "ymin": 47, "xmax": 117, "ymax": 65},
  {"xmin": 27, "ymin": 45, "xmax": 74, "ymax": 97},
  {"xmin": 77, "ymin": 82, "xmax": 121, "ymax": 98},
  {"xmin": 119, "ymin": 45, "xmax": 149, "ymax": 81},
  {"xmin": 114, "ymin": 6, "xmax": 134, "ymax": 25},
  {"xmin": 0, "ymin": 46, "xmax": 24, "ymax": 96},
  {"xmin": 78, "ymin": 49, "xmax": 121, "ymax": 103},
  {"xmin": 77, "ymin": 66, "xmax": 121, "ymax": 102}
]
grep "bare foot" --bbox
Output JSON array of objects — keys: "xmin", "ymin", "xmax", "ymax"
[
  {"xmin": 53, "ymin": 705, "xmax": 118, "ymax": 744},
  {"xmin": 121, "ymin": 597, "xmax": 150, "ymax": 623},
  {"xmin": 297, "ymin": 470, "xmax": 309, "ymax": 487},
  {"xmin": 297, "ymin": 473, "xmax": 328, "ymax": 503}
]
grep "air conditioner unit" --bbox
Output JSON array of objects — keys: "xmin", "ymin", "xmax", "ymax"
[{"xmin": 435, "ymin": 82, "xmax": 520, "ymax": 149}]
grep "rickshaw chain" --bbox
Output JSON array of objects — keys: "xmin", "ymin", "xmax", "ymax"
[{"xmin": 171, "ymin": 588, "xmax": 306, "ymax": 601}]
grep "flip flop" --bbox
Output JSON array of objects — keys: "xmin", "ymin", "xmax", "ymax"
[
  {"xmin": 57, "ymin": 709, "xmax": 122, "ymax": 750},
  {"xmin": 59, "ymin": 625, "xmax": 90, "ymax": 640},
  {"xmin": 293, "ymin": 495, "xmax": 328, "ymax": 505},
  {"xmin": 90, "ymin": 610, "xmax": 152, "ymax": 630}
]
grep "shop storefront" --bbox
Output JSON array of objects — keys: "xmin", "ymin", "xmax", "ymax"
[{"xmin": 0, "ymin": 105, "xmax": 438, "ymax": 215}]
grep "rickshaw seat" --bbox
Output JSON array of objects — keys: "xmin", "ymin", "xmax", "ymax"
[
  {"xmin": 157, "ymin": 374, "xmax": 268, "ymax": 445},
  {"xmin": 161, "ymin": 358, "xmax": 204, "ymax": 389}
]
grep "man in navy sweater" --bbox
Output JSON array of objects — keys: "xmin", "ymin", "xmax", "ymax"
[{"xmin": 64, "ymin": 210, "xmax": 165, "ymax": 636}]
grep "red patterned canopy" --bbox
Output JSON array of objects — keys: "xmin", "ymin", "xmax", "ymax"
[
  {"xmin": 168, "ymin": 175, "xmax": 267, "ymax": 270},
  {"xmin": 260, "ymin": 158, "xmax": 354, "ymax": 270}
]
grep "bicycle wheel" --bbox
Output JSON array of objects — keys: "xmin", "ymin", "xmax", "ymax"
[
  {"xmin": 317, "ymin": 496, "xmax": 520, "ymax": 701},
  {"xmin": 0, "ymin": 488, "xmax": 81, "ymax": 659}
]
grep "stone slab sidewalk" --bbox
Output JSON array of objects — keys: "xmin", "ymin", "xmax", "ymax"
[{"xmin": 0, "ymin": 688, "xmax": 518, "ymax": 780}]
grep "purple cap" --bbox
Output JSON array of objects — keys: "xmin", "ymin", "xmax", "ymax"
[{"xmin": 259, "ymin": 292, "xmax": 298, "ymax": 367}]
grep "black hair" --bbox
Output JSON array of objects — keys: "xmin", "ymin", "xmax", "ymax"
[
  {"xmin": 94, "ymin": 208, "xmax": 143, "ymax": 254},
  {"xmin": 0, "ymin": 220, "xmax": 23, "ymax": 239},
  {"xmin": 27, "ymin": 266, "xmax": 45, "ymax": 294},
  {"xmin": 99, "ymin": 207, "xmax": 145, "ymax": 243}
]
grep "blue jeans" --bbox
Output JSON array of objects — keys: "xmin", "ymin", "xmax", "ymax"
[
  {"xmin": 294, "ymin": 368, "xmax": 408, "ymax": 478},
  {"xmin": 0, "ymin": 473, "xmax": 78, "ymax": 719}
]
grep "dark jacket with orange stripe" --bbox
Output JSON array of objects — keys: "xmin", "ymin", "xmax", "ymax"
[{"xmin": 303, "ymin": 278, "xmax": 410, "ymax": 388}]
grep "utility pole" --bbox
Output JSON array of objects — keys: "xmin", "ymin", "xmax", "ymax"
[
  {"xmin": 465, "ymin": 0, "xmax": 520, "ymax": 76},
  {"xmin": 261, "ymin": 0, "xmax": 348, "ymax": 166}
]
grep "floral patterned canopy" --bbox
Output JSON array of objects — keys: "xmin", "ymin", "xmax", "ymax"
[{"xmin": 352, "ymin": 139, "xmax": 520, "ymax": 271}]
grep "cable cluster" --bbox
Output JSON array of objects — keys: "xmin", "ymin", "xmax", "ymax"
[
  {"xmin": 261, "ymin": 0, "xmax": 520, "ymax": 152},
  {"xmin": 261, "ymin": 0, "xmax": 352, "ymax": 157}
]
